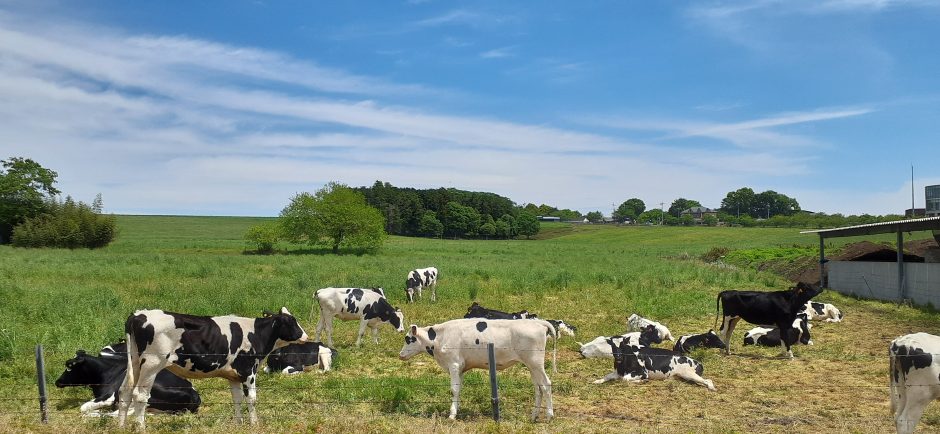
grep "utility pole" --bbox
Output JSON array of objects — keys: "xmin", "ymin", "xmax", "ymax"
[
  {"xmin": 659, "ymin": 202, "xmax": 665, "ymax": 225},
  {"xmin": 912, "ymin": 164, "xmax": 915, "ymax": 218}
]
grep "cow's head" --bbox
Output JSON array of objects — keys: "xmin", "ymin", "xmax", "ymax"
[
  {"xmin": 700, "ymin": 329, "xmax": 727, "ymax": 350},
  {"xmin": 638, "ymin": 324, "xmax": 662, "ymax": 347},
  {"xmin": 794, "ymin": 313, "xmax": 812, "ymax": 345},
  {"xmin": 318, "ymin": 344, "xmax": 337, "ymax": 372},
  {"xmin": 549, "ymin": 319, "xmax": 577, "ymax": 337},
  {"xmin": 399, "ymin": 325, "xmax": 426, "ymax": 360},
  {"xmin": 464, "ymin": 302, "xmax": 482, "ymax": 317},
  {"xmin": 268, "ymin": 307, "xmax": 308, "ymax": 349},
  {"xmin": 578, "ymin": 336, "xmax": 611, "ymax": 358},
  {"xmin": 55, "ymin": 350, "xmax": 92, "ymax": 388},
  {"xmin": 388, "ymin": 307, "xmax": 405, "ymax": 332},
  {"xmin": 613, "ymin": 340, "xmax": 643, "ymax": 376},
  {"xmin": 371, "ymin": 287, "xmax": 386, "ymax": 298},
  {"xmin": 791, "ymin": 282, "xmax": 823, "ymax": 305}
]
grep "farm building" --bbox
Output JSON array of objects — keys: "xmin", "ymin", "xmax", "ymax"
[
  {"xmin": 928, "ymin": 184, "xmax": 940, "ymax": 217},
  {"xmin": 537, "ymin": 216, "xmax": 561, "ymax": 222},
  {"xmin": 680, "ymin": 206, "xmax": 717, "ymax": 224},
  {"xmin": 802, "ymin": 216, "xmax": 940, "ymax": 306}
]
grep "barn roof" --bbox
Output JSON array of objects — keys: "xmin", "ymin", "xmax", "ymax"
[{"xmin": 799, "ymin": 216, "xmax": 940, "ymax": 238}]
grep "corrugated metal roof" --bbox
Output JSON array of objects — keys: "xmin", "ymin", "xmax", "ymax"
[{"xmin": 799, "ymin": 216, "xmax": 940, "ymax": 238}]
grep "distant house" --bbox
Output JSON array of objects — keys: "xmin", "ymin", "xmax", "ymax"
[
  {"xmin": 537, "ymin": 216, "xmax": 561, "ymax": 222},
  {"xmin": 681, "ymin": 206, "xmax": 718, "ymax": 224}
]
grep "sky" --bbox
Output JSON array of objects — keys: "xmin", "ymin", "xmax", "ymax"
[{"xmin": 1, "ymin": 0, "xmax": 939, "ymax": 216}]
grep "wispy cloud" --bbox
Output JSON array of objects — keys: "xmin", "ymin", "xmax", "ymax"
[
  {"xmin": 413, "ymin": 9, "xmax": 482, "ymax": 27},
  {"xmin": 480, "ymin": 45, "xmax": 516, "ymax": 59}
]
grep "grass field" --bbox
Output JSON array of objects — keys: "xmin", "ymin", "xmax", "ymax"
[{"xmin": 1, "ymin": 216, "xmax": 939, "ymax": 433}]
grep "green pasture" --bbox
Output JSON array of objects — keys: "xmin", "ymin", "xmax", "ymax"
[{"xmin": 0, "ymin": 216, "xmax": 938, "ymax": 433}]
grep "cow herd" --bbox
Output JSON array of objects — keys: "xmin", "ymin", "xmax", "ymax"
[{"xmin": 52, "ymin": 265, "xmax": 940, "ymax": 432}]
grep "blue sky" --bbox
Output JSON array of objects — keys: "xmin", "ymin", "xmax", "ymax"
[{"xmin": 1, "ymin": 0, "xmax": 939, "ymax": 216}]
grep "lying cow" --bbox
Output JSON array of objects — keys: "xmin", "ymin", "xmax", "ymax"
[
  {"xmin": 405, "ymin": 267, "xmax": 439, "ymax": 302},
  {"xmin": 743, "ymin": 313, "xmax": 813, "ymax": 347},
  {"xmin": 578, "ymin": 325, "xmax": 661, "ymax": 359},
  {"xmin": 56, "ymin": 345, "xmax": 200, "ymax": 416},
  {"xmin": 673, "ymin": 330, "xmax": 727, "ymax": 354},
  {"xmin": 803, "ymin": 301, "xmax": 843, "ymax": 322},
  {"xmin": 626, "ymin": 314, "xmax": 674, "ymax": 341},
  {"xmin": 715, "ymin": 282, "xmax": 822, "ymax": 358},
  {"xmin": 265, "ymin": 342, "xmax": 337, "ymax": 374},
  {"xmin": 399, "ymin": 318, "xmax": 557, "ymax": 420},
  {"xmin": 118, "ymin": 307, "xmax": 307, "ymax": 428},
  {"xmin": 593, "ymin": 338, "xmax": 716, "ymax": 390},
  {"xmin": 314, "ymin": 287, "xmax": 404, "ymax": 346},
  {"xmin": 890, "ymin": 333, "xmax": 940, "ymax": 434},
  {"xmin": 464, "ymin": 303, "xmax": 576, "ymax": 337}
]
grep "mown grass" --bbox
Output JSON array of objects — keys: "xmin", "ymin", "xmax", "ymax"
[{"xmin": 1, "ymin": 217, "xmax": 938, "ymax": 433}]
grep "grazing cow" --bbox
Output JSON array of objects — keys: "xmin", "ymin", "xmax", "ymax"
[
  {"xmin": 265, "ymin": 342, "xmax": 337, "ymax": 374},
  {"xmin": 890, "ymin": 333, "xmax": 940, "ymax": 434},
  {"xmin": 464, "ymin": 302, "xmax": 535, "ymax": 320},
  {"xmin": 399, "ymin": 318, "xmax": 557, "ymax": 420},
  {"xmin": 626, "ymin": 314, "xmax": 674, "ymax": 341},
  {"xmin": 673, "ymin": 330, "xmax": 727, "ymax": 354},
  {"xmin": 715, "ymin": 282, "xmax": 822, "ymax": 358},
  {"xmin": 743, "ymin": 313, "xmax": 813, "ymax": 347},
  {"xmin": 405, "ymin": 267, "xmax": 439, "ymax": 302},
  {"xmin": 803, "ymin": 301, "xmax": 843, "ymax": 322},
  {"xmin": 55, "ymin": 345, "xmax": 200, "ymax": 416},
  {"xmin": 593, "ymin": 338, "xmax": 716, "ymax": 391},
  {"xmin": 578, "ymin": 325, "xmax": 662, "ymax": 359},
  {"xmin": 117, "ymin": 307, "xmax": 307, "ymax": 428},
  {"xmin": 314, "ymin": 287, "xmax": 404, "ymax": 346}
]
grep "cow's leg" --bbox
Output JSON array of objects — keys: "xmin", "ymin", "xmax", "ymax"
[
  {"xmin": 324, "ymin": 316, "xmax": 335, "ymax": 347},
  {"xmin": 593, "ymin": 371, "xmax": 622, "ymax": 384},
  {"xmin": 527, "ymin": 365, "xmax": 553, "ymax": 421},
  {"xmin": 131, "ymin": 365, "xmax": 160, "ymax": 428},
  {"xmin": 896, "ymin": 388, "xmax": 931, "ymax": 434},
  {"xmin": 447, "ymin": 366, "xmax": 463, "ymax": 420},
  {"xmin": 719, "ymin": 316, "xmax": 739, "ymax": 354},
  {"xmin": 778, "ymin": 324, "xmax": 795, "ymax": 358},
  {"xmin": 673, "ymin": 366, "xmax": 716, "ymax": 391},
  {"xmin": 355, "ymin": 319, "xmax": 370, "ymax": 347},
  {"xmin": 314, "ymin": 308, "xmax": 325, "ymax": 342},
  {"xmin": 430, "ymin": 283, "xmax": 436, "ymax": 302},
  {"xmin": 245, "ymin": 373, "xmax": 259, "ymax": 424},
  {"xmin": 229, "ymin": 380, "xmax": 245, "ymax": 423}
]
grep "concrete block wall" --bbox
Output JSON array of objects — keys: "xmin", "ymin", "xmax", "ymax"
[{"xmin": 828, "ymin": 261, "xmax": 940, "ymax": 307}]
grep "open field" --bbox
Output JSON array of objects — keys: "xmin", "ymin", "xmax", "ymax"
[{"xmin": 1, "ymin": 216, "xmax": 939, "ymax": 433}]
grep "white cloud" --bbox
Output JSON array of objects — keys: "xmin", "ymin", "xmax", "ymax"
[{"xmin": 480, "ymin": 46, "xmax": 516, "ymax": 59}]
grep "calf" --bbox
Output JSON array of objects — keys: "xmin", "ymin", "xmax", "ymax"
[
  {"xmin": 399, "ymin": 318, "xmax": 557, "ymax": 420},
  {"xmin": 803, "ymin": 301, "xmax": 843, "ymax": 322},
  {"xmin": 265, "ymin": 342, "xmax": 337, "ymax": 374},
  {"xmin": 715, "ymin": 282, "xmax": 822, "ymax": 358},
  {"xmin": 117, "ymin": 307, "xmax": 307, "ymax": 428},
  {"xmin": 593, "ymin": 339, "xmax": 716, "ymax": 391},
  {"xmin": 464, "ymin": 302, "xmax": 535, "ymax": 320},
  {"xmin": 578, "ymin": 325, "xmax": 662, "ymax": 359},
  {"xmin": 890, "ymin": 333, "xmax": 940, "ymax": 434},
  {"xmin": 673, "ymin": 330, "xmax": 727, "ymax": 354},
  {"xmin": 743, "ymin": 313, "xmax": 813, "ymax": 347},
  {"xmin": 405, "ymin": 267, "xmax": 439, "ymax": 302},
  {"xmin": 55, "ymin": 346, "xmax": 200, "ymax": 416},
  {"xmin": 626, "ymin": 314, "xmax": 674, "ymax": 341},
  {"xmin": 314, "ymin": 287, "xmax": 404, "ymax": 346}
]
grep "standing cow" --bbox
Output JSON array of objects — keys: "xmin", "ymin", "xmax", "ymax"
[
  {"xmin": 314, "ymin": 287, "xmax": 404, "ymax": 346},
  {"xmin": 399, "ymin": 318, "xmax": 557, "ymax": 421},
  {"xmin": 715, "ymin": 282, "xmax": 822, "ymax": 358},
  {"xmin": 405, "ymin": 267, "xmax": 439, "ymax": 302},
  {"xmin": 117, "ymin": 307, "xmax": 307, "ymax": 428},
  {"xmin": 890, "ymin": 333, "xmax": 940, "ymax": 434}
]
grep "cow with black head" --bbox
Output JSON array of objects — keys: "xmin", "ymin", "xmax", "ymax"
[{"xmin": 715, "ymin": 282, "xmax": 822, "ymax": 358}]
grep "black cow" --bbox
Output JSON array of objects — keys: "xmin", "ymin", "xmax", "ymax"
[
  {"xmin": 265, "ymin": 342, "xmax": 337, "ymax": 374},
  {"xmin": 715, "ymin": 282, "xmax": 822, "ymax": 358},
  {"xmin": 672, "ymin": 330, "xmax": 727, "ymax": 354},
  {"xmin": 55, "ymin": 344, "xmax": 200, "ymax": 416},
  {"xmin": 117, "ymin": 307, "xmax": 307, "ymax": 428},
  {"xmin": 464, "ymin": 302, "xmax": 535, "ymax": 320}
]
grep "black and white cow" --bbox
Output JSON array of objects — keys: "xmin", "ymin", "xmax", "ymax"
[
  {"xmin": 743, "ymin": 313, "xmax": 813, "ymax": 347},
  {"xmin": 672, "ymin": 330, "xmax": 727, "ymax": 354},
  {"xmin": 314, "ymin": 287, "xmax": 404, "ymax": 347},
  {"xmin": 464, "ymin": 302, "xmax": 576, "ymax": 337},
  {"xmin": 55, "ymin": 345, "xmax": 200, "ymax": 416},
  {"xmin": 802, "ymin": 301, "xmax": 843, "ymax": 323},
  {"xmin": 626, "ymin": 314, "xmax": 674, "ymax": 341},
  {"xmin": 399, "ymin": 318, "xmax": 557, "ymax": 420},
  {"xmin": 593, "ymin": 338, "xmax": 716, "ymax": 391},
  {"xmin": 715, "ymin": 282, "xmax": 822, "ymax": 358},
  {"xmin": 405, "ymin": 267, "xmax": 439, "ymax": 302},
  {"xmin": 890, "ymin": 333, "xmax": 940, "ymax": 434},
  {"xmin": 117, "ymin": 307, "xmax": 307, "ymax": 428},
  {"xmin": 578, "ymin": 325, "xmax": 662, "ymax": 359},
  {"xmin": 264, "ymin": 342, "xmax": 337, "ymax": 374}
]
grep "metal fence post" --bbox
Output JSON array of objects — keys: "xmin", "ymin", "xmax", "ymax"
[
  {"xmin": 487, "ymin": 343, "xmax": 500, "ymax": 422},
  {"xmin": 35, "ymin": 345, "xmax": 48, "ymax": 424}
]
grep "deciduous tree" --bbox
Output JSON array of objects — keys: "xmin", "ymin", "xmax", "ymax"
[{"xmin": 280, "ymin": 182, "xmax": 386, "ymax": 253}]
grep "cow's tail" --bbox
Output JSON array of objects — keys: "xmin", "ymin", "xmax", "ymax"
[
  {"xmin": 119, "ymin": 325, "xmax": 140, "ymax": 421},
  {"xmin": 714, "ymin": 292, "xmax": 724, "ymax": 331},
  {"xmin": 538, "ymin": 319, "xmax": 558, "ymax": 374},
  {"xmin": 310, "ymin": 289, "xmax": 322, "ymax": 325}
]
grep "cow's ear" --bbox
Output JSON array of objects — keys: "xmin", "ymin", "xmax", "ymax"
[
  {"xmin": 708, "ymin": 328, "xmax": 713, "ymax": 333},
  {"xmin": 262, "ymin": 310, "xmax": 275, "ymax": 318},
  {"xmin": 280, "ymin": 307, "xmax": 291, "ymax": 315},
  {"xmin": 410, "ymin": 325, "xmax": 418, "ymax": 335},
  {"xmin": 75, "ymin": 350, "xmax": 86, "ymax": 357}
]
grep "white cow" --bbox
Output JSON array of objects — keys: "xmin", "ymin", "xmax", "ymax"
[
  {"xmin": 313, "ymin": 287, "xmax": 404, "ymax": 346},
  {"xmin": 802, "ymin": 301, "xmax": 843, "ymax": 322},
  {"xmin": 890, "ymin": 333, "xmax": 940, "ymax": 434},
  {"xmin": 626, "ymin": 313, "xmax": 674, "ymax": 341},
  {"xmin": 578, "ymin": 325, "xmax": 662, "ymax": 359},
  {"xmin": 405, "ymin": 267, "xmax": 439, "ymax": 302},
  {"xmin": 399, "ymin": 318, "xmax": 557, "ymax": 421}
]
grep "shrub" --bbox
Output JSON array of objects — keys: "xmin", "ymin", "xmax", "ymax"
[
  {"xmin": 11, "ymin": 196, "xmax": 116, "ymax": 248},
  {"xmin": 244, "ymin": 222, "xmax": 281, "ymax": 254},
  {"xmin": 700, "ymin": 246, "xmax": 730, "ymax": 263}
]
